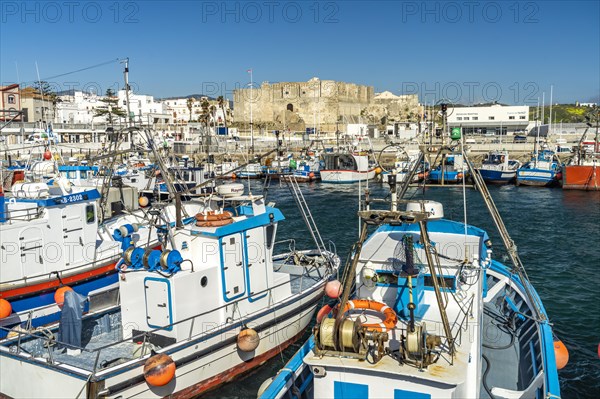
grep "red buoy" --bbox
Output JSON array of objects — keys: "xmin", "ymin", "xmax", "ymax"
[
  {"xmin": 54, "ymin": 286, "xmax": 74, "ymax": 308},
  {"xmin": 144, "ymin": 353, "xmax": 176, "ymax": 387},
  {"xmin": 0, "ymin": 299, "xmax": 12, "ymax": 319},
  {"xmin": 43, "ymin": 150, "xmax": 52, "ymax": 160}
]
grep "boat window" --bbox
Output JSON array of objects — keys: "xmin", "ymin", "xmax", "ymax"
[
  {"xmin": 85, "ymin": 204, "xmax": 95, "ymax": 224},
  {"xmin": 266, "ymin": 225, "xmax": 275, "ymax": 249},
  {"xmin": 423, "ymin": 275, "xmax": 455, "ymax": 291}
]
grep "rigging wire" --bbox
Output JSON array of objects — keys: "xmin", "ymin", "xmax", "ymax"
[{"xmin": 21, "ymin": 58, "xmax": 122, "ymax": 86}]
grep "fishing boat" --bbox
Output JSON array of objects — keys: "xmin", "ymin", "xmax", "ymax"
[
  {"xmin": 0, "ymin": 181, "xmax": 340, "ymax": 398},
  {"xmin": 381, "ymin": 149, "xmax": 429, "ymax": 183},
  {"xmin": 320, "ymin": 152, "xmax": 376, "ymax": 183},
  {"xmin": 428, "ymin": 153, "xmax": 468, "ymax": 184},
  {"xmin": 259, "ymin": 131, "xmax": 562, "ymax": 399},
  {"xmin": 478, "ymin": 150, "xmax": 521, "ymax": 184},
  {"xmin": 562, "ymin": 117, "xmax": 600, "ymax": 190},
  {"xmin": 0, "ymin": 178, "xmax": 161, "ymax": 334},
  {"xmin": 238, "ymin": 162, "xmax": 265, "ymax": 179},
  {"xmin": 290, "ymin": 157, "xmax": 321, "ymax": 182},
  {"xmin": 516, "ymin": 150, "xmax": 560, "ymax": 187}
]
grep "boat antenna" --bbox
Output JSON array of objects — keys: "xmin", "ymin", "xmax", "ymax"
[{"xmin": 121, "ymin": 58, "xmax": 132, "ymax": 130}]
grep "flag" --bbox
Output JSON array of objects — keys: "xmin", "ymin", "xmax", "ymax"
[{"xmin": 247, "ymin": 69, "xmax": 252, "ymax": 73}]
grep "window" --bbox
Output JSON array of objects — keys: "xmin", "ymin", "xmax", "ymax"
[
  {"xmin": 472, "ymin": 117, "xmax": 478, "ymax": 120},
  {"xmin": 457, "ymin": 117, "xmax": 462, "ymax": 120},
  {"xmin": 519, "ymin": 116, "xmax": 526, "ymax": 120},
  {"xmin": 85, "ymin": 204, "xmax": 96, "ymax": 224},
  {"xmin": 464, "ymin": 117, "xmax": 470, "ymax": 121},
  {"xmin": 489, "ymin": 116, "xmax": 495, "ymax": 120},
  {"xmin": 7, "ymin": 95, "xmax": 15, "ymax": 104},
  {"xmin": 509, "ymin": 116, "xmax": 515, "ymax": 120}
]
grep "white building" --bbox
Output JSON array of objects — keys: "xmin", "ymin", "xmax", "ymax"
[
  {"xmin": 55, "ymin": 91, "xmax": 105, "ymax": 125},
  {"xmin": 447, "ymin": 104, "xmax": 529, "ymax": 136},
  {"xmin": 162, "ymin": 97, "xmax": 231, "ymax": 125},
  {"xmin": 118, "ymin": 90, "xmax": 172, "ymax": 125}
]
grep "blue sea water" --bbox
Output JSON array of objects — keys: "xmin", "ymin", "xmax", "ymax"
[{"xmin": 207, "ymin": 181, "xmax": 600, "ymax": 398}]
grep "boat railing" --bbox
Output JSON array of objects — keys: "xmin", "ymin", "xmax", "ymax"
[
  {"xmin": 1, "ymin": 204, "xmax": 44, "ymax": 222},
  {"xmin": 1, "ymin": 262, "xmax": 330, "ymax": 375}
]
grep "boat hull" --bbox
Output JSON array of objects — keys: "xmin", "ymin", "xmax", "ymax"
[
  {"xmin": 320, "ymin": 169, "xmax": 375, "ymax": 183},
  {"xmin": 562, "ymin": 164, "xmax": 600, "ymax": 190},
  {"xmin": 0, "ymin": 281, "xmax": 325, "ymax": 398},
  {"xmin": 516, "ymin": 170, "xmax": 557, "ymax": 187},
  {"xmin": 478, "ymin": 169, "xmax": 516, "ymax": 184},
  {"xmin": 428, "ymin": 170, "xmax": 466, "ymax": 184}
]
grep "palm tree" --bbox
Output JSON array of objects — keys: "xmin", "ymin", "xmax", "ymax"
[
  {"xmin": 217, "ymin": 96, "xmax": 228, "ymax": 128},
  {"xmin": 186, "ymin": 97, "xmax": 195, "ymax": 122}
]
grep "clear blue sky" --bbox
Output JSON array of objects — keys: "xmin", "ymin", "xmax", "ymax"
[{"xmin": 1, "ymin": 1, "xmax": 598, "ymax": 105}]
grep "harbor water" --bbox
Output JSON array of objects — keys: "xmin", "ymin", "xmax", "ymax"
[{"xmin": 206, "ymin": 180, "xmax": 600, "ymax": 399}]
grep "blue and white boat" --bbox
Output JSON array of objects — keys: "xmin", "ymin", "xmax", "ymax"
[
  {"xmin": 0, "ymin": 183, "xmax": 340, "ymax": 398},
  {"xmin": 0, "ymin": 180, "xmax": 158, "ymax": 335},
  {"xmin": 516, "ymin": 150, "xmax": 560, "ymax": 187},
  {"xmin": 429, "ymin": 153, "xmax": 469, "ymax": 184},
  {"xmin": 238, "ymin": 162, "xmax": 265, "ymax": 179},
  {"xmin": 320, "ymin": 152, "xmax": 376, "ymax": 183},
  {"xmin": 260, "ymin": 163, "xmax": 562, "ymax": 399},
  {"xmin": 478, "ymin": 150, "xmax": 521, "ymax": 184}
]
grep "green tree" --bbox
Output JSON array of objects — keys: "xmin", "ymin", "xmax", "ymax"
[
  {"xmin": 105, "ymin": 88, "xmax": 116, "ymax": 98},
  {"xmin": 31, "ymin": 81, "xmax": 57, "ymax": 121},
  {"xmin": 94, "ymin": 95, "xmax": 126, "ymax": 125}
]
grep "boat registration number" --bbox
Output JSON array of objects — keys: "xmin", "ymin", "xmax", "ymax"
[{"xmin": 59, "ymin": 194, "xmax": 85, "ymax": 204}]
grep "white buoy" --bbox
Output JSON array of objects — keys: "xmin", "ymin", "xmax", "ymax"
[
  {"xmin": 406, "ymin": 201, "xmax": 444, "ymax": 220},
  {"xmin": 237, "ymin": 328, "xmax": 260, "ymax": 352}
]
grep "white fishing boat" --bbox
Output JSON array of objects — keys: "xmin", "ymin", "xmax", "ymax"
[
  {"xmin": 259, "ymin": 147, "xmax": 563, "ymax": 399},
  {"xmin": 320, "ymin": 152, "xmax": 376, "ymax": 183},
  {"xmin": 0, "ymin": 181, "xmax": 340, "ymax": 398},
  {"xmin": 478, "ymin": 150, "xmax": 521, "ymax": 184}
]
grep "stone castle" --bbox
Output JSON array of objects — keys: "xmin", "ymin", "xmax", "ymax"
[{"xmin": 233, "ymin": 77, "xmax": 420, "ymax": 132}]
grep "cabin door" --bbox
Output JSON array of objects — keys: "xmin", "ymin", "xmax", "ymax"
[
  {"xmin": 245, "ymin": 228, "xmax": 267, "ymax": 301},
  {"xmin": 61, "ymin": 206, "xmax": 85, "ymax": 266},
  {"xmin": 19, "ymin": 226, "xmax": 45, "ymax": 277},
  {"xmin": 220, "ymin": 233, "xmax": 246, "ymax": 301},
  {"xmin": 144, "ymin": 277, "xmax": 172, "ymax": 329}
]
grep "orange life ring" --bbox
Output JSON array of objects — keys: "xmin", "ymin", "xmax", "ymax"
[
  {"xmin": 340, "ymin": 299, "xmax": 397, "ymax": 332},
  {"xmin": 195, "ymin": 210, "xmax": 234, "ymax": 222},
  {"xmin": 196, "ymin": 218, "xmax": 234, "ymax": 228}
]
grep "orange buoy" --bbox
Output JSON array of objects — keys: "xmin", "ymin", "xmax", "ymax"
[
  {"xmin": 340, "ymin": 299, "xmax": 398, "ymax": 332},
  {"xmin": 231, "ymin": 173, "xmax": 237, "ymax": 179},
  {"xmin": 138, "ymin": 196, "xmax": 149, "ymax": 207},
  {"xmin": 375, "ymin": 167, "xmax": 382, "ymax": 174},
  {"xmin": 0, "ymin": 299, "xmax": 12, "ymax": 319},
  {"xmin": 43, "ymin": 150, "xmax": 52, "ymax": 160},
  {"xmin": 554, "ymin": 338, "xmax": 569, "ymax": 370},
  {"xmin": 144, "ymin": 353, "xmax": 176, "ymax": 387},
  {"xmin": 54, "ymin": 286, "xmax": 74, "ymax": 308},
  {"xmin": 316, "ymin": 304, "xmax": 332, "ymax": 323},
  {"xmin": 237, "ymin": 328, "xmax": 260, "ymax": 352},
  {"xmin": 309, "ymin": 172, "xmax": 315, "ymax": 178},
  {"xmin": 325, "ymin": 280, "xmax": 342, "ymax": 299}
]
